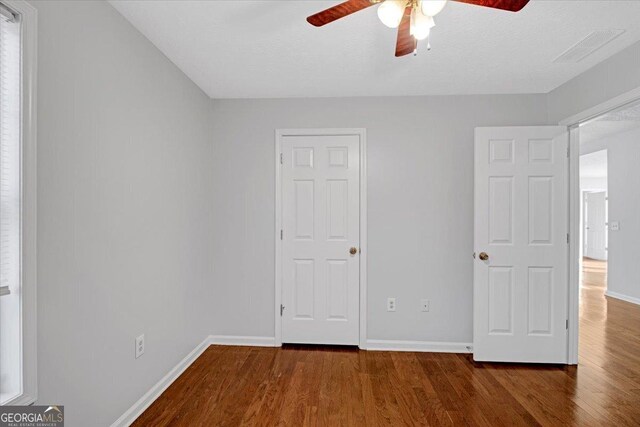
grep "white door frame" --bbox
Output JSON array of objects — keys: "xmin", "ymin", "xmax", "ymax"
[
  {"xmin": 560, "ymin": 88, "xmax": 640, "ymax": 365},
  {"xmin": 274, "ymin": 128, "xmax": 368, "ymax": 348}
]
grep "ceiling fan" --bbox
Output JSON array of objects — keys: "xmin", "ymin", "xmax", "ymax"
[{"xmin": 307, "ymin": 0, "xmax": 530, "ymax": 57}]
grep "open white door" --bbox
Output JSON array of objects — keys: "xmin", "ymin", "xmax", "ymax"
[
  {"xmin": 474, "ymin": 126, "xmax": 568, "ymax": 363},
  {"xmin": 584, "ymin": 191, "xmax": 607, "ymax": 261},
  {"xmin": 280, "ymin": 133, "xmax": 361, "ymax": 345}
]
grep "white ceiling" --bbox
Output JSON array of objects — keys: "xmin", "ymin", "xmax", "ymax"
[
  {"xmin": 580, "ymin": 99, "xmax": 640, "ymax": 145},
  {"xmin": 110, "ymin": 0, "xmax": 640, "ymax": 99},
  {"xmin": 580, "ymin": 120, "xmax": 640, "ymax": 145},
  {"xmin": 580, "ymin": 150, "xmax": 607, "ymax": 178}
]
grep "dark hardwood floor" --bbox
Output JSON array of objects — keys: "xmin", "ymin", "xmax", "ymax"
[{"xmin": 134, "ymin": 258, "xmax": 640, "ymax": 426}]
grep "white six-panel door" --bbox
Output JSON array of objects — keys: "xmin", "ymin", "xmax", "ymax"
[
  {"xmin": 474, "ymin": 127, "xmax": 568, "ymax": 363},
  {"xmin": 584, "ymin": 191, "xmax": 607, "ymax": 261},
  {"xmin": 280, "ymin": 134, "xmax": 360, "ymax": 345}
]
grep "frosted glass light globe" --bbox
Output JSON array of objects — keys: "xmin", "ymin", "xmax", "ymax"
[
  {"xmin": 410, "ymin": 9, "xmax": 435, "ymax": 40},
  {"xmin": 421, "ymin": 0, "xmax": 447, "ymax": 17},
  {"xmin": 377, "ymin": 0, "xmax": 406, "ymax": 28}
]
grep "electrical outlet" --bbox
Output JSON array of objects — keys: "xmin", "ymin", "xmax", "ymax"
[
  {"xmin": 610, "ymin": 221, "xmax": 620, "ymax": 231},
  {"xmin": 387, "ymin": 298, "xmax": 396, "ymax": 312},
  {"xmin": 421, "ymin": 299, "xmax": 430, "ymax": 312},
  {"xmin": 135, "ymin": 334, "xmax": 145, "ymax": 359}
]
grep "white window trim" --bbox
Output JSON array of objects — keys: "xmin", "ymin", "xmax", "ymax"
[{"xmin": 1, "ymin": 0, "xmax": 37, "ymax": 406}]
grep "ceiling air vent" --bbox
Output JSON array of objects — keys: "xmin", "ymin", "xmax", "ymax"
[{"xmin": 553, "ymin": 29, "xmax": 625, "ymax": 63}]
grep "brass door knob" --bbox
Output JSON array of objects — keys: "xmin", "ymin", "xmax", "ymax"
[
  {"xmin": 349, "ymin": 247, "xmax": 358, "ymax": 255},
  {"xmin": 479, "ymin": 252, "xmax": 489, "ymax": 261}
]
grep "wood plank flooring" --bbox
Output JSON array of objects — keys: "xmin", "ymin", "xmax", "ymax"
[{"xmin": 134, "ymin": 259, "xmax": 640, "ymax": 426}]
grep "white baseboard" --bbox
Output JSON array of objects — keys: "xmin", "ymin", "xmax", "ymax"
[
  {"xmin": 207, "ymin": 336, "xmax": 470, "ymax": 353},
  {"xmin": 605, "ymin": 290, "xmax": 640, "ymax": 306},
  {"xmin": 111, "ymin": 335, "xmax": 469, "ymax": 426},
  {"xmin": 110, "ymin": 336, "xmax": 212, "ymax": 427},
  {"xmin": 209, "ymin": 335, "xmax": 276, "ymax": 347},
  {"xmin": 366, "ymin": 339, "xmax": 473, "ymax": 353}
]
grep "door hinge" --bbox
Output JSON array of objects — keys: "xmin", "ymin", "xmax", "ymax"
[
  {"xmin": 567, "ymin": 146, "xmax": 570, "ymax": 158},
  {"xmin": 280, "ymin": 304, "xmax": 285, "ymax": 316},
  {"xmin": 566, "ymin": 319, "xmax": 569, "ymax": 330},
  {"xmin": 567, "ymin": 233, "xmax": 570, "ymax": 244},
  {"xmin": 280, "ymin": 229, "xmax": 283, "ymax": 240},
  {"xmin": 280, "ymin": 153, "xmax": 283, "ymax": 165}
]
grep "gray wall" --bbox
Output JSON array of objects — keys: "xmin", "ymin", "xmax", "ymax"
[
  {"xmin": 548, "ymin": 41, "xmax": 640, "ymax": 123},
  {"xmin": 32, "ymin": 1, "xmax": 214, "ymax": 425},
  {"xmin": 209, "ymin": 95, "xmax": 549, "ymax": 344},
  {"xmin": 582, "ymin": 128, "xmax": 640, "ymax": 301}
]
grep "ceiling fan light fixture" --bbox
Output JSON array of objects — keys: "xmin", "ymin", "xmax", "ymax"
[
  {"xmin": 420, "ymin": 0, "xmax": 447, "ymax": 17},
  {"xmin": 377, "ymin": 0, "xmax": 406, "ymax": 28},
  {"xmin": 306, "ymin": 0, "xmax": 530, "ymax": 58},
  {"xmin": 410, "ymin": 8, "xmax": 435, "ymax": 40}
]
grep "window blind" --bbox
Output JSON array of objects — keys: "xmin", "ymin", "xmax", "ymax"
[
  {"xmin": 0, "ymin": 3, "xmax": 20, "ymax": 294},
  {"xmin": 0, "ymin": 6, "xmax": 20, "ymax": 308},
  {"xmin": 0, "ymin": 3, "xmax": 16, "ymax": 23},
  {"xmin": 0, "ymin": 1, "xmax": 22, "ymax": 403}
]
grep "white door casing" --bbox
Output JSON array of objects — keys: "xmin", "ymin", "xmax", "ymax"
[
  {"xmin": 584, "ymin": 191, "xmax": 607, "ymax": 261},
  {"xmin": 279, "ymin": 132, "xmax": 361, "ymax": 345},
  {"xmin": 562, "ymin": 91, "xmax": 640, "ymax": 365},
  {"xmin": 474, "ymin": 126, "xmax": 569, "ymax": 363}
]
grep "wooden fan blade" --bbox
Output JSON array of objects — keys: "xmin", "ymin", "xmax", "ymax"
[
  {"xmin": 452, "ymin": 0, "xmax": 529, "ymax": 12},
  {"xmin": 395, "ymin": 7, "xmax": 416, "ymax": 57},
  {"xmin": 307, "ymin": 0, "xmax": 376, "ymax": 27}
]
